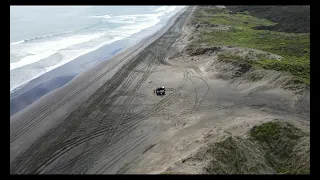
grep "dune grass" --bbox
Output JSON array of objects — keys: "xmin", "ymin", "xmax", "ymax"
[
  {"xmin": 205, "ymin": 136, "xmax": 271, "ymax": 174},
  {"xmin": 226, "ymin": 6, "xmax": 310, "ymax": 33},
  {"xmin": 193, "ymin": 6, "xmax": 310, "ymax": 84},
  {"xmin": 217, "ymin": 52, "xmax": 309, "ymax": 84},
  {"xmin": 204, "ymin": 121, "xmax": 309, "ymax": 174},
  {"xmin": 250, "ymin": 121, "xmax": 309, "ymax": 174}
]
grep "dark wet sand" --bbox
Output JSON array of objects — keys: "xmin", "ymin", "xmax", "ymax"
[
  {"xmin": 10, "ymin": 7, "xmax": 192, "ymax": 174},
  {"xmin": 10, "ymin": 75, "xmax": 76, "ymax": 116}
]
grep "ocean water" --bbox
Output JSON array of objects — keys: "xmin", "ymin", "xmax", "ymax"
[{"xmin": 10, "ymin": 6, "xmax": 185, "ymax": 93}]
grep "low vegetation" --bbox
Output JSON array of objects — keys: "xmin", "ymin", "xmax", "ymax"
[
  {"xmin": 203, "ymin": 121, "xmax": 309, "ymax": 174},
  {"xmin": 193, "ymin": 6, "xmax": 310, "ymax": 84},
  {"xmin": 226, "ymin": 6, "xmax": 310, "ymax": 33},
  {"xmin": 205, "ymin": 136, "xmax": 271, "ymax": 174},
  {"xmin": 250, "ymin": 121, "xmax": 309, "ymax": 174},
  {"xmin": 217, "ymin": 52, "xmax": 309, "ymax": 84}
]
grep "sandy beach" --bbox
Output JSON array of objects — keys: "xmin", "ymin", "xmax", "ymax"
[{"xmin": 10, "ymin": 6, "xmax": 309, "ymax": 174}]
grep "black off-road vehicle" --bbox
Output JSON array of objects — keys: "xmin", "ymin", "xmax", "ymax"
[{"xmin": 155, "ymin": 86, "xmax": 165, "ymax": 96}]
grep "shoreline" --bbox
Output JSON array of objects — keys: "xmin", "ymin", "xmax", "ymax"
[
  {"xmin": 10, "ymin": 7, "xmax": 187, "ymax": 116},
  {"xmin": 10, "ymin": 7, "xmax": 191, "ymax": 168}
]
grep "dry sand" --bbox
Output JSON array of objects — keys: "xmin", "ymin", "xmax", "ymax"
[{"xmin": 10, "ymin": 6, "xmax": 309, "ymax": 174}]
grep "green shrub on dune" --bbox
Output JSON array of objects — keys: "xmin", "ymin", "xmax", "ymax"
[
  {"xmin": 204, "ymin": 121, "xmax": 309, "ymax": 174},
  {"xmin": 193, "ymin": 6, "xmax": 310, "ymax": 85}
]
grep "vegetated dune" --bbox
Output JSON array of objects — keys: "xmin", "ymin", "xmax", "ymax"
[{"xmin": 162, "ymin": 121, "xmax": 309, "ymax": 174}]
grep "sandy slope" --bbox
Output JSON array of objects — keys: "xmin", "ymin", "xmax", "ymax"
[{"xmin": 10, "ymin": 6, "xmax": 309, "ymax": 174}]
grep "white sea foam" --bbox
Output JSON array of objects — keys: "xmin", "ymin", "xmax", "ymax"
[
  {"xmin": 10, "ymin": 40, "xmax": 25, "ymax": 45},
  {"xmin": 10, "ymin": 35, "xmax": 125, "ymax": 92},
  {"xmin": 10, "ymin": 6, "xmax": 186, "ymax": 92},
  {"xmin": 10, "ymin": 33, "xmax": 105, "ymax": 70},
  {"xmin": 10, "ymin": 30, "xmax": 75, "ymax": 46},
  {"xmin": 91, "ymin": 14, "xmax": 112, "ymax": 19}
]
